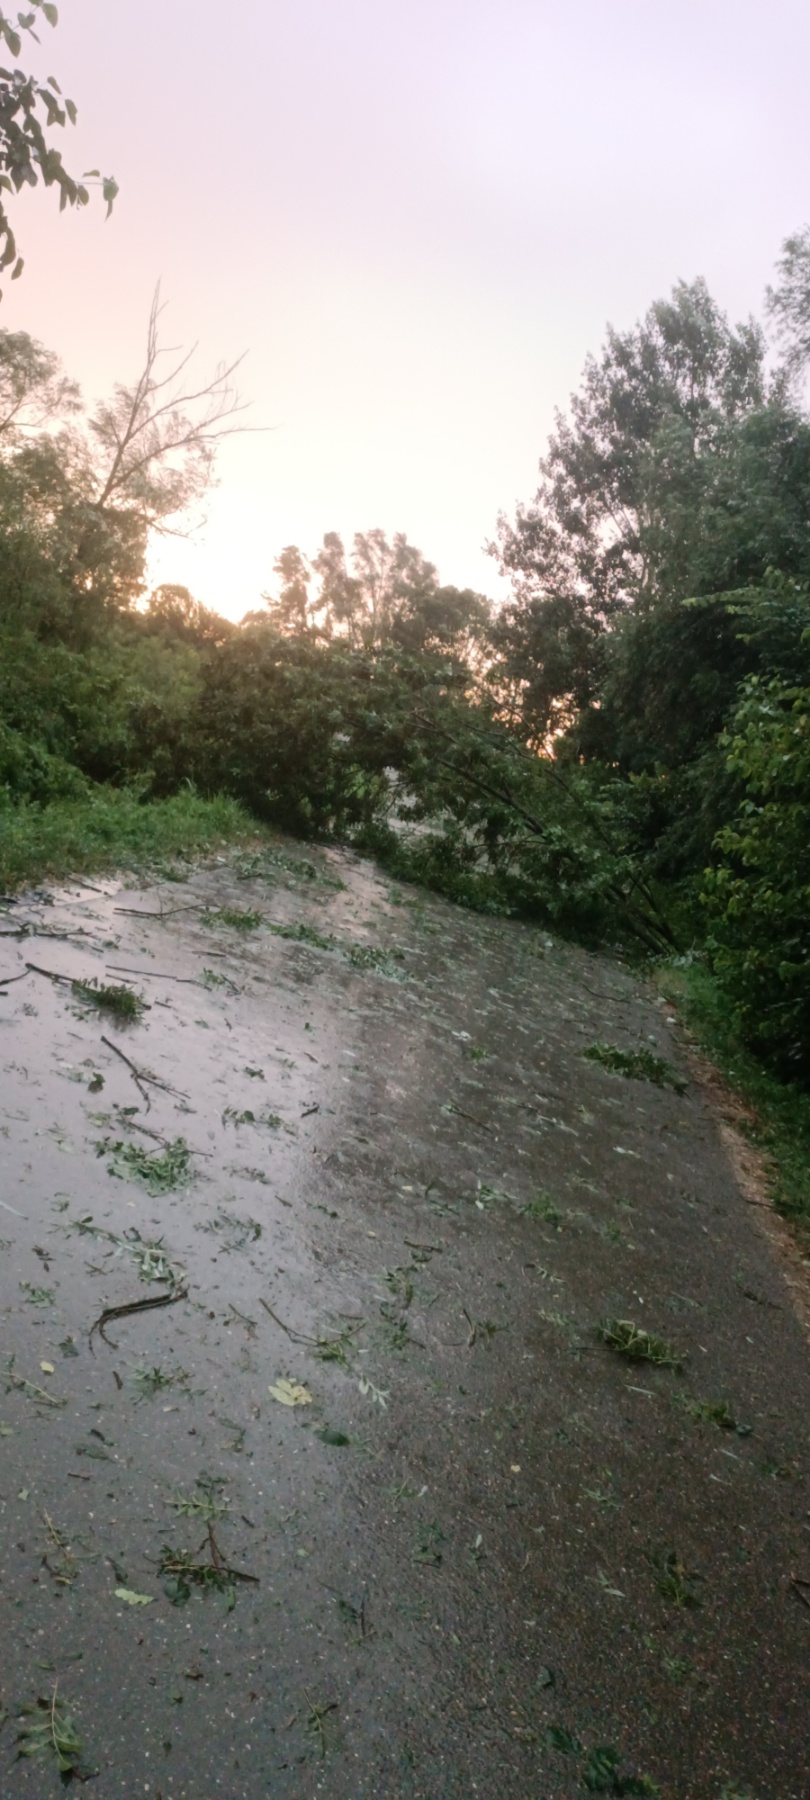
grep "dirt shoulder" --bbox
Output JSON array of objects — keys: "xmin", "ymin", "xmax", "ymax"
[{"xmin": 0, "ymin": 842, "xmax": 808, "ymax": 1798}]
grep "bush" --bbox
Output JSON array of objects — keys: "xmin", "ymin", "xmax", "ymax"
[{"xmin": 703, "ymin": 675, "xmax": 810, "ymax": 1082}]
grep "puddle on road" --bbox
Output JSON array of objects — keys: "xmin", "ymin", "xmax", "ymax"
[{"xmin": 0, "ymin": 841, "xmax": 808, "ymax": 1798}]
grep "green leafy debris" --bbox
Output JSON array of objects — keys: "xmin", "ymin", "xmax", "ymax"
[
  {"xmin": 96, "ymin": 1135, "xmax": 193, "ymax": 1193},
  {"xmin": 583, "ymin": 1042, "xmax": 687, "ymax": 1093},
  {"xmin": 71, "ymin": 976, "xmax": 144, "ymax": 1019},
  {"xmin": 207, "ymin": 906, "xmax": 262, "ymax": 930},
  {"xmin": 598, "ymin": 1318, "xmax": 684, "ymax": 1370},
  {"xmin": 16, "ymin": 1685, "xmax": 88, "ymax": 1778}
]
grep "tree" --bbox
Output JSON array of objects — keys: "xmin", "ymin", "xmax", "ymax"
[
  {"xmin": 0, "ymin": 324, "xmax": 79, "ymax": 435},
  {"xmin": 266, "ymin": 527, "xmax": 491, "ymax": 665},
  {"xmin": 87, "ymin": 286, "xmax": 249, "ymax": 534},
  {"xmin": 0, "ymin": 2, "xmax": 117, "ymax": 293},
  {"xmin": 703, "ymin": 670, "xmax": 810, "ymax": 1083},
  {"xmin": 766, "ymin": 226, "xmax": 810, "ymax": 384},
  {"xmin": 489, "ymin": 271, "xmax": 810, "ymax": 738},
  {"xmin": 264, "ymin": 545, "xmax": 312, "ymax": 635}
]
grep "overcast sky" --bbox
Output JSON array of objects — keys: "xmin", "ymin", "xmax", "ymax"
[{"xmin": 5, "ymin": 0, "xmax": 810, "ymax": 618}]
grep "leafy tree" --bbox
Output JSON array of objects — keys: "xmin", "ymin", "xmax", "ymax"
[
  {"xmin": 0, "ymin": 297, "xmax": 253, "ymax": 640},
  {"xmin": 265, "ymin": 527, "xmax": 491, "ymax": 665},
  {"xmin": 766, "ymin": 225, "xmax": 810, "ymax": 383},
  {"xmin": 491, "ymin": 279, "xmax": 770, "ymax": 738},
  {"xmin": 0, "ymin": 324, "xmax": 79, "ymax": 434},
  {"xmin": 703, "ymin": 671, "xmax": 810, "ymax": 1082},
  {"xmin": 265, "ymin": 545, "xmax": 312, "ymax": 635},
  {"xmin": 0, "ymin": 1, "xmax": 117, "ymax": 292}
]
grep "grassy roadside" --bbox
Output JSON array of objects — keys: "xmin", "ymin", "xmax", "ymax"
[
  {"xmin": 658, "ymin": 957, "xmax": 810, "ymax": 1249},
  {"xmin": 0, "ymin": 787, "xmax": 265, "ymax": 893}
]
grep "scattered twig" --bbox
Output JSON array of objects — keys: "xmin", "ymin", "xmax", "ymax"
[
  {"xmin": 100, "ymin": 1034, "xmax": 189, "ymax": 1105},
  {"xmin": 24, "ymin": 960, "xmax": 72, "ymax": 984},
  {"xmin": 0, "ymin": 967, "xmax": 29, "ymax": 986},
  {"xmin": 446, "ymin": 1103, "xmax": 495, "ymax": 1134},
  {"xmin": 791, "ymin": 1575, "xmax": 810, "ymax": 1610},
  {"xmin": 113, "ymin": 904, "xmax": 202, "ymax": 918},
  {"xmin": 8, "ymin": 1373, "xmax": 65, "ymax": 1407},
  {"xmin": 106, "ymin": 963, "xmax": 202, "ymax": 986},
  {"xmin": 258, "ymin": 1298, "xmax": 325, "ymax": 1346},
  {"xmin": 100, "ymin": 1035, "xmax": 151, "ymax": 1109},
  {"xmin": 89, "ymin": 1286, "xmax": 188, "ymax": 1351}
]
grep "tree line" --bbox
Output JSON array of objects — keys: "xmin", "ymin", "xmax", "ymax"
[{"xmin": 2, "ymin": 239, "xmax": 810, "ymax": 1086}]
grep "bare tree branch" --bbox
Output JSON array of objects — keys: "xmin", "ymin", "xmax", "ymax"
[{"xmin": 87, "ymin": 286, "xmax": 263, "ymax": 531}]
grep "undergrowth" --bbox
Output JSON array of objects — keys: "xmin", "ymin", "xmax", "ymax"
[
  {"xmin": 658, "ymin": 959, "xmax": 810, "ymax": 1242},
  {"xmin": 0, "ymin": 786, "xmax": 263, "ymax": 892}
]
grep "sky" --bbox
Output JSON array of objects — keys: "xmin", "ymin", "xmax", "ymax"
[{"xmin": 5, "ymin": 0, "xmax": 810, "ymax": 619}]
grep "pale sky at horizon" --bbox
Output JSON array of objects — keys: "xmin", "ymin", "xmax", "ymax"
[{"xmin": 5, "ymin": 0, "xmax": 810, "ymax": 619}]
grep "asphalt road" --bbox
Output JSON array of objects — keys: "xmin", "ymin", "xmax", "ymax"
[{"xmin": 0, "ymin": 839, "xmax": 808, "ymax": 1798}]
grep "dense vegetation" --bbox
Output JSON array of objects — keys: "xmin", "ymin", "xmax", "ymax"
[{"xmin": 2, "ymin": 239, "xmax": 810, "ymax": 1144}]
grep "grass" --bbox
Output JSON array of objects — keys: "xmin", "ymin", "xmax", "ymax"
[
  {"xmin": 658, "ymin": 959, "xmax": 810, "ymax": 1241},
  {"xmin": 0, "ymin": 785, "xmax": 263, "ymax": 892}
]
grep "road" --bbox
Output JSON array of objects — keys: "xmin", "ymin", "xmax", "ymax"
[{"xmin": 0, "ymin": 838, "xmax": 808, "ymax": 1798}]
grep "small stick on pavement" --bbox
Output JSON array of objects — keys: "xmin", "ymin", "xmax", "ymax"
[
  {"xmin": 100, "ymin": 1034, "xmax": 152, "ymax": 1109},
  {"xmin": 89, "ymin": 1286, "xmax": 188, "ymax": 1351},
  {"xmin": 259, "ymin": 1298, "xmax": 322, "ymax": 1344}
]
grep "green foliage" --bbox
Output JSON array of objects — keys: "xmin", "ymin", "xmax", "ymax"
[
  {"xmin": 582, "ymin": 1042, "xmax": 687, "ymax": 1093},
  {"xmin": 598, "ymin": 1319, "xmax": 683, "ymax": 1370},
  {"xmin": 545, "ymin": 1727, "xmax": 658, "ymax": 1794},
  {"xmin": 0, "ymin": 4, "xmax": 116, "ymax": 293},
  {"xmin": 71, "ymin": 977, "xmax": 143, "ymax": 1019},
  {"xmin": 657, "ymin": 959, "xmax": 810, "ymax": 1234},
  {"xmin": 0, "ymin": 785, "xmax": 259, "ymax": 892},
  {"xmin": 0, "ymin": 717, "xmax": 88, "ymax": 804},
  {"xmin": 703, "ymin": 673, "xmax": 810, "ymax": 1080},
  {"xmin": 208, "ymin": 905, "xmax": 262, "ymax": 931},
  {"xmin": 16, "ymin": 1685, "xmax": 86, "ymax": 1778},
  {"xmin": 97, "ymin": 1135, "xmax": 193, "ymax": 1195}
]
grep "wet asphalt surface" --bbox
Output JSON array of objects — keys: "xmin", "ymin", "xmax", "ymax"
[{"xmin": 0, "ymin": 839, "xmax": 808, "ymax": 1800}]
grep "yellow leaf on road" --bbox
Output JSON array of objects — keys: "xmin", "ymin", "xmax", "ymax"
[{"xmin": 269, "ymin": 1377, "xmax": 313, "ymax": 1407}]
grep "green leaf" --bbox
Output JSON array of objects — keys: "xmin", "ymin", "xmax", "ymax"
[
  {"xmin": 114, "ymin": 1587, "xmax": 154, "ymax": 1606},
  {"xmin": 315, "ymin": 1426, "xmax": 351, "ymax": 1446},
  {"xmin": 545, "ymin": 1725, "xmax": 582, "ymax": 1755},
  {"xmin": 42, "ymin": 2, "xmax": 59, "ymax": 22}
]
